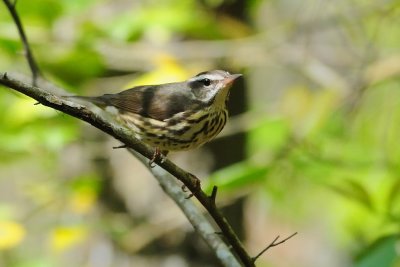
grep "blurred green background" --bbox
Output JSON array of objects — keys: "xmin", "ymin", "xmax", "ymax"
[{"xmin": 1, "ymin": 0, "xmax": 400, "ymax": 266}]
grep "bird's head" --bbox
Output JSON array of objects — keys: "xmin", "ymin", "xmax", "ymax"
[{"xmin": 187, "ymin": 70, "xmax": 242, "ymax": 107}]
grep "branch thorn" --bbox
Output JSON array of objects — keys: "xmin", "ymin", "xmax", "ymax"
[
  {"xmin": 209, "ymin": 186, "xmax": 218, "ymax": 204},
  {"xmin": 113, "ymin": 144, "xmax": 127, "ymax": 149}
]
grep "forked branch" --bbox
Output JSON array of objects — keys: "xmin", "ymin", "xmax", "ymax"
[{"xmin": 252, "ymin": 232, "xmax": 298, "ymax": 263}]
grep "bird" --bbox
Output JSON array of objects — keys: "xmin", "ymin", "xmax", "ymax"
[{"xmin": 69, "ymin": 70, "xmax": 242, "ymax": 165}]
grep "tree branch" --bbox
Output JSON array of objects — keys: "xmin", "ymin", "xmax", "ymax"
[
  {"xmin": 2, "ymin": 0, "xmax": 41, "ymax": 85},
  {"xmin": 130, "ymin": 150, "xmax": 241, "ymax": 267},
  {"xmin": 0, "ymin": 72, "xmax": 254, "ymax": 267}
]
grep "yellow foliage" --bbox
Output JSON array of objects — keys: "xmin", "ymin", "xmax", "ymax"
[
  {"xmin": 49, "ymin": 225, "xmax": 88, "ymax": 253},
  {"xmin": 0, "ymin": 220, "xmax": 26, "ymax": 250},
  {"xmin": 124, "ymin": 54, "xmax": 190, "ymax": 87},
  {"xmin": 68, "ymin": 189, "xmax": 97, "ymax": 214}
]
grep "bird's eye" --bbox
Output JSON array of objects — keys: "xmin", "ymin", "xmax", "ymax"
[{"xmin": 202, "ymin": 78, "xmax": 211, "ymax": 86}]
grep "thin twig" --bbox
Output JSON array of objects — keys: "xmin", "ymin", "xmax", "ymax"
[
  {"xmin": 252, "ymin": 232, "xmax": 298, "ymax": 263},
  {"xmin": 0, "ymin": 73, "xmax": 255, "ymax": 267},
  {"xmin": 2, "ymin": 0, "xmax": 41, "ymax": 85}
]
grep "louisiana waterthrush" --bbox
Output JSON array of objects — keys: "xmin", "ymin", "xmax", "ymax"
[{"xmin": 71, "ymin": 70, "xmax": 242, "ymax": 164}]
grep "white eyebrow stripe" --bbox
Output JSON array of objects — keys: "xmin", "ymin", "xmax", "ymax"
[{"xmin": 192, "ymin": 73, "xmax": 225, "ymax": 82}]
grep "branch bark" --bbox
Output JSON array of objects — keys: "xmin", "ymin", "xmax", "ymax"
[
  {"xmin": 0, "ymin": 72, "xmax": 253, "ymax": 267},
  {"xmin": 131, "ymin": 150, "xmax": 241, "ymax": 267}
]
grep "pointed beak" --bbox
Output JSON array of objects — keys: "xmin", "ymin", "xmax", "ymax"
[{"xmin": 223, "ymin": 73, "xmax": 242, "ymax": 87}]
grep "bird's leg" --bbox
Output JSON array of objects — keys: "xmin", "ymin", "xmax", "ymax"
[
  {"xmin": 160, "ymin": 150, "xmax": 169, "ymax": 163},
  {"xmin": 149, "ymin": 149, "xmax": 169, "ymax": 168},
  {"xmin": 148, "ymin": 148, "xmax": 160, "ymax": 168}
]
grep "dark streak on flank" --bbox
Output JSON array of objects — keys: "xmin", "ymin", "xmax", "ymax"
[
  {"xmin": 132, "ymin": 109, "xmax": 227, "ymax": 146},
  {"xmin": 218, "ymin": 111, "xmax": 228, "ymax": 133},
  {"xmin": 171, "ymin": 125, "xmax": 192, "ymax": 136},
  {"xmin": 190, "ymin": 121, "xmax": 209, "ymax": 142},
  {"xmin": 186, "ymin": 113, "xmax": 209, "ymax": 124},
  {"xmin": 135, "ymin": 121, "xmax": 202, "ymax": 145}
]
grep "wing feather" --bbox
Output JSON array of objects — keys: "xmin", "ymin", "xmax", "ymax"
[{"xmin": 95, "ymin": 84, "xmax": 200, "ymax": 121}]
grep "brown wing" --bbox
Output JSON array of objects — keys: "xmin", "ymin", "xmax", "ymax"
[{"xmin": 95, "ymin": 84, "xmax": 200, "ymax": 121}]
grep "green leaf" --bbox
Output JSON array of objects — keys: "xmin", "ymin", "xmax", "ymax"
[
  {"xmin": 16, "ymin": 0, "xmax": 64, "ymax": 26},
  {"xmin": 204, "ymin": 162, "xmax": 268, "ymax": 192},
  {"xmin": 43, "ymin": 47, "xmax": 104, "ymax": 87},
  {"xmin": 247, "ymin": 118, "xmax": 290, "ymax": 154},
  {"xmin": 328, "ymin": 179, "xmax": 374, "ymax": 211},
  {"xmin": 386, "ymin": 179, "xmax": 400, "ymax": 217},
  {"xmin": 354, "ymin": 235, "xmax": 399, "ymax": 267}
]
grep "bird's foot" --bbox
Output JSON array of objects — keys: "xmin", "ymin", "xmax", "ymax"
[{"xmin": 148, "ymin": 149, "xmax": 168, "ymax": 168}]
